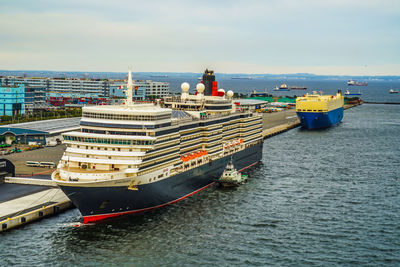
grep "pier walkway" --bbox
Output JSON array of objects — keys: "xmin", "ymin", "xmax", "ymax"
[
  {"xmin": 0, "ymin": 184, "xmax": 72, "ymax": 232},
  {"xmin": 0, "ymin": 174, "xmax": 72, "ymax": 232}
]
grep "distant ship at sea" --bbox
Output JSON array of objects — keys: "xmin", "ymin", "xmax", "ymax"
[
  {"xmin": 389, "ymin": 89, "xmax": 399, "ymax": 94},
  {"xmin": 290, "ymin": 86, "xmax": 307, "ymax": 90},
  {"xmin": 344, "ymin": 89, "xmax": 362, "ymax": 96},
  {"xmin": 296, "ymin": 90, "xmax": 344, "ymax": 129},
  {"xmin": 273, "ymin": 83, "xmax": 290, "ymax": 91},
  {"xmin": 231, "ymin": 77, "xmax": 253, "ymax": 80},
  {"xmin": 347, "ymin": 79, "xmax": 368, "ymax": 86},
  {"xmin": 149, "ymin": 75, "xmax": 168, "ymax": 78},
  {"xmin": 250, "ymin": 90, "xmax": 269, "ymax": 97}
]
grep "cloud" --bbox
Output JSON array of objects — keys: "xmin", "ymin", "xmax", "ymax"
[{"xmin": 0, "ymin": 0, "xmax": 400, "ymax": 74}]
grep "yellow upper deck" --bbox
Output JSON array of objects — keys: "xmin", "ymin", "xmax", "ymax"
[{"xmin": 296, "ymin": 91, "xmax": 344, "ymax": 112}]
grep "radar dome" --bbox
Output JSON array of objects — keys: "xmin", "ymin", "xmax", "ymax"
[
  {"xmin": 181, "ymin": 82, "xmax": 190, "ymax": 92},
  {"xmin": 218, "ymin": 88, "xmax": 225, "ymax": 93},
  {"xmin": 196, "ymin": 83, "xmax": 205, "ymax": 93},
  {"xmin": 227, "ymin": 90, "xmax": 234, "ymax": 97}
]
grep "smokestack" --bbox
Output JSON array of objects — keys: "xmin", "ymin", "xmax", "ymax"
[{"xmin": 202, "ymin": 69, "xmax": 215, "ymax": 96}]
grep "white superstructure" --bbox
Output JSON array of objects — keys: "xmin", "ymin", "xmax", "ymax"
[{"xmin": 52, "ymin": 70, "xmax": 262, "ymax": 189}]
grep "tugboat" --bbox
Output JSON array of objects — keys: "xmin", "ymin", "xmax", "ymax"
[{"xmin": 215, "ymin": 160, "xmax": 248, "ymax": 187}]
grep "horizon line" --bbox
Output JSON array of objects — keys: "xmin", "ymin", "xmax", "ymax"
[{"xmin": 1, "ymin": 69, "xmax": 400, "ymax": 78}]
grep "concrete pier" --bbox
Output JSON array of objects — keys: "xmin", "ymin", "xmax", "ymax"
[{"xmin": 0, "ymin": 187, "xmax": 72, "ymax": 232}]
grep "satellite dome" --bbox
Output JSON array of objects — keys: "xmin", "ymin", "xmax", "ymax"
[
  {"xmin": 181, "ymin": 82, "xmax": 190, "ymax": 92},
  {"xmin": 218, "ymin": 88, "xmax": 225, "ymax": 93},
  {"xmin": 196, "ymin": 83, "xmax": 205, "ymax": 93},
  {"xmin": 227, "ymin": 90, "xmax": 234, "ymax": 97}
]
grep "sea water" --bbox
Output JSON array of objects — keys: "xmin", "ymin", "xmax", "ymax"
[{"xmin": 1, "ymin": 92, "xmax": 399, "ymax": 266}]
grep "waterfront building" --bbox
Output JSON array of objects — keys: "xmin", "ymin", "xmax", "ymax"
[
  {"xmin": 109, "ymin": 80, "xmax": 146, "ymax": 100},
  {"xmin": 135, "ymin": 80, "xmax": 170, "ymax": 98},
  {"xmin": 1, "ymin": 76, "xmax": 170, "ymax": 100},
  {"xmin": 0, "ymin": 117, "xmax": 81, "ymax": 145},
  {"xmin": 0, "ymin": 84, "xmax": 25, "ymax": 116},
  {"xmin": 109, "ymin": 80, "xmax": 170, "ymax": 99},
  {"xmin": 234, "ymin": 99, "xmax": 268, "ymax": 111},
  {"xmin": 0, "ymin": 76, "xmax": 110, "ymax": 97},
  {"xmin": 24, "ymin": 86, "xmax": 47, "ymax": 114}
]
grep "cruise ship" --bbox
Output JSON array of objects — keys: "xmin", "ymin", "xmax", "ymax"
[
  {"xmin": 296, "ymin": 91, "xmax": 344, "ymax": 129},
  {"xmin": 51, "ymin": 69, "xmax": 263, "ymax": 223}
]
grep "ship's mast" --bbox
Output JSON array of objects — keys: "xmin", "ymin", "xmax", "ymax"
[{"xmin": 126, "ymin": 68, "xmax": 133, "ymax": 106}]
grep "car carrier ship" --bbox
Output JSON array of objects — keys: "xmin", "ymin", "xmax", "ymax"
[
  {"xmin": 296, "ymin": 90, "xmax": 344, "ymax": 129},
  {"xmin": 51, "ymin": 69, "xmax": 263, "ymax": 223}
]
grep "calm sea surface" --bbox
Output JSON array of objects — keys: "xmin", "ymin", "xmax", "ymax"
[
  {"xmin": 162, "ymin": 77, "xmax": 400, "ymax": 103},
  {"xmin": 1, "ymin": 83, "xmax": 400, "ymax": 266}
]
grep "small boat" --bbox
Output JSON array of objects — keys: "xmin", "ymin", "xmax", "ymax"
[
  {"xmin": 215, "ymin": 160, "xmax": 248, "ymax": 187},
  {"xmin": 389, "ymin": 89, "xmax": 399, "ymax": 94},
  {"xmin": 344, "ymin": 89, "xmax": 362, "ymax": 96}
]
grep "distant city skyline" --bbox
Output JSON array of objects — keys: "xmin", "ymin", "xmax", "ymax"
[{"xmin": 1, "ymin": 0, "xmax": 399, "ymax": 75}]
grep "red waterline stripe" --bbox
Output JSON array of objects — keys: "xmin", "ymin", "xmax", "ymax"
[{"xmin": 83, "ymin": 182, "xmax": 216, "ymax": 223}]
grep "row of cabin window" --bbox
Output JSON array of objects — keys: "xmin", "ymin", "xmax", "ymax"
[
  {"xmin": 82, "ymin": 128, "xmax": 149, "ymax": 136},
  {"xmin": 83, "ymin": 112, "xmax": 170, "ymax": 121},
  {"xmin": 64, "ymin": 136, "xmax": 154, "ymax": 145}
]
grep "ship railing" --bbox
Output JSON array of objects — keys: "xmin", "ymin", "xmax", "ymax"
[
  {"xmin": 171, "ymin": 117, "xmax": 196, "ymax": 125},
  {"xmin": 164, "ymin": 97, "xmax": 231, "ymax": 105}
]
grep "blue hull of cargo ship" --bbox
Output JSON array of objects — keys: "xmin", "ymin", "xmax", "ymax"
[
  {"xmin": 58, "ymin": 142, "xmax": 263, "ymax": 223},
  {"xmin": 297, "ymin": 107, "xmax": 343, "ymax": 129}
]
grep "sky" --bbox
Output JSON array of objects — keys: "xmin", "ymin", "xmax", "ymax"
[{"xmin": 0, "ymin": 0, "xmax": 400, "ymax": 75}]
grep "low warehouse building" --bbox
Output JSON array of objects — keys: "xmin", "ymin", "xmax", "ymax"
[{"xmin": 0, "ymin": 117, "xmax": 81, "ymax": 145}]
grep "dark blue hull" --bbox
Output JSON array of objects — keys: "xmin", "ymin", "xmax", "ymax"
[
  {"xmin": 58, "ymin": 142, "xmax": 263, "ymax": 222},
  {"xmin": 296, "ymin": 107, "xmax": 343, "ymax": 129}
]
